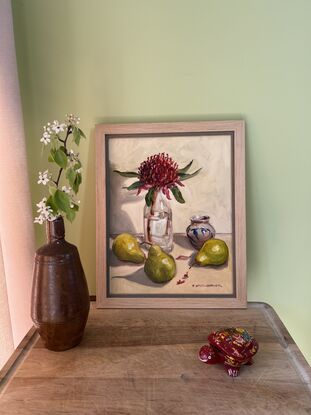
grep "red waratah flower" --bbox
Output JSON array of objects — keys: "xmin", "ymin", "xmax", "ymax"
[
  {"xmin": 137, "ymin": 153, "xmax": 183, "ymax": 199},
  {"xmin": 114, "ymin": 153, "xmax": 201, "ymax": 206}
]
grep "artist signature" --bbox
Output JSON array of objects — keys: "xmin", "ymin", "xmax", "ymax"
[{"xmin": 192, "ymin": 284, "xmax": 223, "ymax": 288}]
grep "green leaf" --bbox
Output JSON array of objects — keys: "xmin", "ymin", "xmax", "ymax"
[
  {"xmin": 53, "ymin": 190, "xmax": 71, "ymax": 213},
  {"xmin": 145, "ymin": 188, "xmax": 155, "ymax": 207},
  {"xmin": 179, "ymin": 168, "xmax": 202, "ymax": 181},
  {"xmin": 74, "ymin": 160, "xmax": 82, "ymax": 170},
  {"xmin": 113, "ymin": 170, "xmax": 139, "ymax": 178},
  {"xmin": 73, "ymin": 127, "xmax": 81, "ymax": 145},
  {"xmin": 66, "ymin": 208, "xmax": 76, "ymax": 223},
  {"xmin": 46, "ymin": 196, "xmax": 58, "ymax": 215},
  {"xmin": 48, "ymin": 185, "xmax": 57, "ymax": 196},
  {"xmin": 123, "ymin": 181, "xmax": 142, "ymax": 191},
  {"xmin": 53, "ymin": 190, "xmax": 78, "ymax": 222},
  {"xmin": 72, "ymin": 172, "xmax": 82, "ymax": 193},
  {"xmin": 48, "ymin": 148, "xmax": 56, "ymax": 163},
  {"xmin": 171, "ymin": 186, "xmax": 185, "ymax": 204},
  {"xmin": 78, "ymin": 128, "xmax": 86, "ymax": 138},
  {"xmin": 178, "ymin": 160, "xmax": 193, "ymax": 174},
  {"xmin": 59, "ymin": 145, "xmax": 67, "ymax": 154},
  {"xmin": 66, "ymin": 167, "xmax": 77, "ymax": 189},
  {"xmin": 54, "ymin": 148, "xmax": 67, "ymax": 169}
]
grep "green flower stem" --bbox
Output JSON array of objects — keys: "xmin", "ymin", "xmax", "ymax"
[
  {"xmin": 55, "ymin": 128, "xmax": 70, "ymax": 187},
  {"xmin": 147, "ymin": 189, "xmax": 158, "ymax": 243}
]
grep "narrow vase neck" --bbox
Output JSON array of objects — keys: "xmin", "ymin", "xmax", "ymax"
[{"xmin": 46, "ymin": 216, "xmax": 65, "ymax": 243}]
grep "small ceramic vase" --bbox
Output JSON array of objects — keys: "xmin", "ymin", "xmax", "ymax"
[{"xmin": 186, "ymin": 215, "xmax": 216, "ymax": 249}]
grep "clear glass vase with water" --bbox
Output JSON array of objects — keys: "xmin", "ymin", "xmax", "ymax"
[{"xmin": 143, "ymin": 190, "xmax": 173, "ymax": 252}]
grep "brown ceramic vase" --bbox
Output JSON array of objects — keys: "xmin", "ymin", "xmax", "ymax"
[{"xmin": 31, "ymin": 216, "xmax": 90, "ymax": 351}]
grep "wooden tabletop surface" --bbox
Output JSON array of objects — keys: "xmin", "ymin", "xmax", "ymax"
[{"xmin": 0, "ymin": 302, "xmax": 310, "ymax": 414}]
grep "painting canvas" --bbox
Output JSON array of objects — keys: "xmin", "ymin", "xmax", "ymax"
[{"xmin": 96, "ymin": 121, "xmax": 246, "ymax": 308}]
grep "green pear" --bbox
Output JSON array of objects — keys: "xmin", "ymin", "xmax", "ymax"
[
  {"xmin": 195, "ymin": 238, "xmax": 229, "ymax": 266},
  {"xmin": 144, "ymin": 245, "xmax": 176, "ymax": 283},
  {"xmin": 112, "ymin": 233, "xmax": 145, "ymax": 264}
]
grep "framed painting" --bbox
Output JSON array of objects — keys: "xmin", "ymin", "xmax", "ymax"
[{"xmin": 96, "ymin": 121, "xmax": 246, "ymax": 308}]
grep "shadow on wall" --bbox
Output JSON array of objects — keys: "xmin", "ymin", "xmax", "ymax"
[
  {"xmin": 109, "ymin": 161, "xmax": 148, "ymax": 234},
  {"xmin": 78, "ymin": 128, "xmax": 96, "ymax": 293}
]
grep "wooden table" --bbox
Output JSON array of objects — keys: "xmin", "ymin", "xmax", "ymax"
[{"xmin": 0, "ymin": 302, "xmax": 310, "ymax": 414}]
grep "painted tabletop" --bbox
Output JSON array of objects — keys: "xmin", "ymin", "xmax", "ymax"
[{"xmin": 109, "ymin": 233, "xmax": 233, "ymax": 296}]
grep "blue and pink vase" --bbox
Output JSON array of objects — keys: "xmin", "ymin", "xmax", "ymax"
[{"xmin": 186, "ymin": 215, "xmax": 216, "ymax": 249}]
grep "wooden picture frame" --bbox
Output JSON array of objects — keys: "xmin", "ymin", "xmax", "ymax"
[{"xmin": 96, "ymin": 121, "xmax": 246, "ymax": 308}]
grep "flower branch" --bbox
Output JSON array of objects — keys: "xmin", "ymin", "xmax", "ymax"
[{"xmin": 34, "ymin": 114, "xmax": 86, "ymax": 225}]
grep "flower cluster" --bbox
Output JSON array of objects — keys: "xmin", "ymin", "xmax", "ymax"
[
  {"xmin": 40, "ymin": 125, "xmax": 52, "ymax": 145},
  {"xmin": 40, "ymin": 120, "xmax": 67, "ymax": 146},
  {"xmin": 66, "ymin": 114, "xmax": 80, "ymax": 127},
  {"xmin": 34, "ymin": 198, "xmax": 57, "ymax": 224},
  {"xmin": 34, "ymin": 114, "xmax": 85, "ymax": 224},
  {"xmin": 114, "ymin": 152, "xmax": 201, "ymax": 206}
]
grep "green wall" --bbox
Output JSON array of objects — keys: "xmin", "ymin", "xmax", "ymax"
[{"xmin": 12, "ymin": 0, "xmax": 311, "ymax": 364}]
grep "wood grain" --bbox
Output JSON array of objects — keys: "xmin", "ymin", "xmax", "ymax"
[
  {"xmin": 95, "ymin": 120, "xmax": 247, "ymax": 308},
  {"xmin": 0, "ymin": 303, "xmax": 310, "ymax": 414}
]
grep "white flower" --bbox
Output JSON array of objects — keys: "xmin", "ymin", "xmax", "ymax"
[
  {"xmin": 61, "ymin": 186, "xmax": 71, "ymax": 194},
  {"xmin": 47, "ymin": 213, "xmax": 57, "ymax": 222},
  {"xmin": 36, "ymin": 197, "xmax": 50, "ymax": 215},
  {"xmin": 76, "ymin": 167, "xmax": 82, "ymax": 173},
  {"xmin": 34, "ymin": 215, "xmax": 44, "ymax": 225},
  {"xmin": 70, "ymin": 200, "xmax": 80, "ymax": 209},
  {"xmin": 34, "ymin": 197, "xmax": 57, "ymax": 224},
  {"xmin": 40, "ymin": 124, "xmax": 53, "ymax": 145},
  {"xmin": 36, "ymin": 197, "xmax": 47, "ymax": 211},
  {"xmin": 40, "ymin": 131, "xmax": 51, "ymax": 145},
  {"xmin": 37, "ymin": 170, "xmax": 50, "ymax": 186},
  {"xmin": 65, "ymin": 113, "xmax": 80, "ymax": 127},
  {"xmin": 68, "ymin": 149, "xmax": 80, "ymax": 163},
  {"xmin": 51, "ymin": 120, "xmax": 66, "ymax": 134},
  {"xmin": 68, "ymin": 149, "xmax": 75, "ymax": 158}
]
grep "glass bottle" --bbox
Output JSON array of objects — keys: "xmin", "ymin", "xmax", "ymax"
[{"xmin": 143, "ymin": 190, "xmax": 173, "ymax": 252}]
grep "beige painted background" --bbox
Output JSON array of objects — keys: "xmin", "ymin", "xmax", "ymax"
[{"xmin": 109, "ymin": 134, "xmax": 232, "ymax": 234}]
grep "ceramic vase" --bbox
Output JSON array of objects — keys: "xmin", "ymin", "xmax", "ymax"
[
  {"xmin": 186, "ymin": 215, "xmax": 216, "ymax": 249},
  {"xmin": 31, "ymin": 216, "xmax": 90, "ymax": 351}
]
